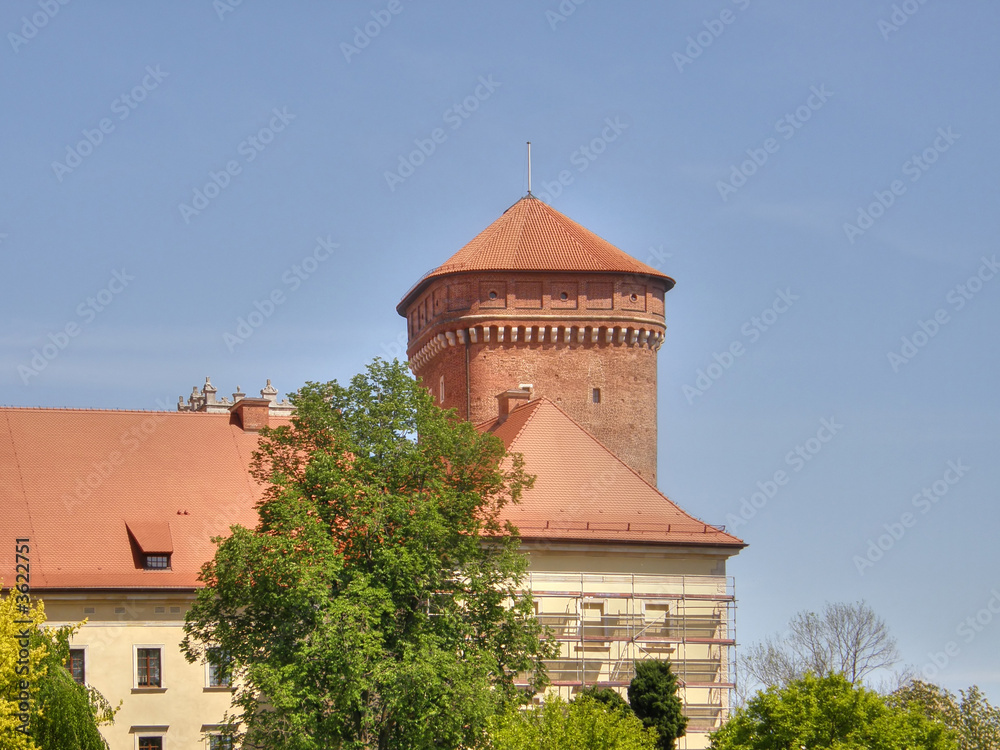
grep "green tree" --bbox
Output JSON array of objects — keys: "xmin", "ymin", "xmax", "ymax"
[
  {"xmin": 182, "ymin": 359, "xmax": 554, "ymax": 750},
  {"xmin": 490, "ymin": 695, "xmax": 658, "ymax": 750},
  {"xmin": 579, "ymin": 685, "xmax": 632, "ymax": 715},
  {"xmin": 628, "ymin": 660, "xmax": 687, "ymax": 750},
  {"xmin": 890, "ymin": 679, "xmax": 1000, "ymax": 750},
  {"xmin": 711, "ymin": 673, "xmax": 956, "ymax": 750},
  {"xmin": 1, "ymin": 589, "xmax": 118, "ymax": 750}
]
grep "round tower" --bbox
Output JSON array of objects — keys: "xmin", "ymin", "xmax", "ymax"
[{"xmin": 397, "ymin": 195, "xmax": 674, "ymax": 485}]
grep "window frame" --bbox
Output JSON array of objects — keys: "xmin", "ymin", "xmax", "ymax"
[
  {"xmin": 137, "ymin": 736, "xmax": 164, "ymax": 750},
  {"xmin": 144, "ymin": 554, "xmax": 170, "ymax": 570},
  {"xmin": 67, "ymin": 646, "xmax": 87, "ymax": 685},
  {"xmin": 133, "ymin": 645, "xmax": 164, "ymax": 689},
  {"xmin": 205, "ymin": 647, "xmax": 232, "ymax": 689}
]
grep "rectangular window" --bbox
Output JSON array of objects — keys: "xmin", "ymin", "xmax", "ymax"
[
  {"xmin": 136, "ymin": 648, "xmax": 162, "ymax": 687},
  {"xmin": 138, "ymin": 738, "xmax": 163, "ymax": 750},
  {"xmin": 645, "ymin": 603, "xmax": 672, "ymax": 639},
  {"xmin": 68, "ymin": 648, "xmax": 85, "ymax": 684},
  {"xmin": 207, "ymin": 648, "xmax": 232, "ymax": 688},
  {"xmin": 209, "ymin": 736, "xmax": 233, "ymax": 750},
  {"xmin": 592, "ymin": 388, "xmax": 601, "ymax": 404},
  {"xmin": 144, "ymin": 554, "xmax": 170, "ymax": 570},
  {"xmin": 581, "ymin": 601, "xmax": 607, "ymax": 640}
]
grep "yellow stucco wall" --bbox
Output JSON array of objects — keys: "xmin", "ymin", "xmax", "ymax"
[
  {"xmin": 37, "ymin": 542, "xmax": 737, "ymax": 750},
  {"xmin": 45, "ymin": 593, "xmax": 231, "ymax": 750}
]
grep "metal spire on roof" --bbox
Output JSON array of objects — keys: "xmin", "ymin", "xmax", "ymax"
[{"xmin": 526, "ymin": 140, "xmax": 532, "ymax": 196}]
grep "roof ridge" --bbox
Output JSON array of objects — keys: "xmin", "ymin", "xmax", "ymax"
[
  {"xmin": 539, "ymin": 202, "xmax": 606, "ymax": 267},
  {"xmin": 499, "ymin": 398, "xmax": 543, "ymax": 446},
  {"xmin": 520, "ymin": 398, "xmax": 741, "ymax": 543},
  {"xmin": 0, "ymin": 405, "xmax": 183, "ymax": 414}
]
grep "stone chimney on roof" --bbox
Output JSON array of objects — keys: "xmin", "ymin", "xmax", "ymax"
[
  {"xmin": 230, "ymin": 398, "xmax": 271, "ymax": 432},
  {"xmin": 495, "ymin": 384, "xmax": 533, "ymax": 423}
]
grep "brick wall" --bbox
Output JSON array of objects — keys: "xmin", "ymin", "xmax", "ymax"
[{"xmin": 405, "ymin": 271, "xmax": 669, "ymax": 485}]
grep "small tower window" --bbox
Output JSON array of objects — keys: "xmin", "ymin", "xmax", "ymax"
[
  {"xmin": 488, "ymin": 290, "xmax": 498, "ymax": 300},
  {"xmin": 439, "ymin": 376, "xmax": 445, "ymax": 403},
  {"xmin": 592, "ymin": 388, "xmax": 601, "ymax": 404},
  {"xmin": 630, "ymin": 293, "xmax": 639, "ymax": 302},
  {"xmin": 560, "ymin": 291, "xmax": 568, "ymax": 301}
]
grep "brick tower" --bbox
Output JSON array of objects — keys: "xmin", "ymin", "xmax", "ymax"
[{"xmin": 397, "ymin": 195, "xmax": 674, "ymax": 484}]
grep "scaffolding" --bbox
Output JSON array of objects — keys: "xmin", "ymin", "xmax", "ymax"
[{"xmin": 518, "ymin": 572, "xmax": 736, "ymax": 736}]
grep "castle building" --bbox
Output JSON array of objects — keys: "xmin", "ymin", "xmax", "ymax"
[
  {"xmin": 398, "ymin": 195, "xmax": 745, "ymax": 745},
  {"xmin": 398, "ymin": 195, "xmax": 671, "ymax": 484},
  {"xmin": 1, "ymin": 195, "xmax": 743, "ymax": 750}
]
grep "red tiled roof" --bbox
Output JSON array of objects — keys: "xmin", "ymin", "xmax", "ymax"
[
  {"xmin": 480, "ymin": 399, "xmax": 744, "ymax": 548},
  {"xmin": 0, "ymin": 398, "xmax": 739, "ymax": 592},
  {"xmin": 397, "ymin": 196, "xmax": 674, "ymax": 313},
  {"xmin": 0, "ymin": 408, "xmax": 281, "ymax": 590}
]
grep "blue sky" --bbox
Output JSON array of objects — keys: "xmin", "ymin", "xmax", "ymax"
[{"xmin": 2, "ymin": 1, "xmax": 998, "ymax": 701}]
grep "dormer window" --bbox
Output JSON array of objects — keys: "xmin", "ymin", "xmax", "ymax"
[
  {"xmin": 126, "ymin": 521, "xmax": 174, "ymax": 571},
  {"xmin": 144, "ymin": 554, "xmax": 170, "ymax": 570}
]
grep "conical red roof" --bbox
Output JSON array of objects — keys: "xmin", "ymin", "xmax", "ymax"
[{"xmin": 398, "ymin": 196, "xmax": 673, "ymax": 313}]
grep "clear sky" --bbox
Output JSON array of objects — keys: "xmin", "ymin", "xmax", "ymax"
[{"xmin": 2, "ymin": 1, "xmax": 998, "ymax": 702}]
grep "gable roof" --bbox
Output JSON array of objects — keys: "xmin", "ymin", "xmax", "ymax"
[
  {"xmin": 480, "ymin": 399, "xmax": 744, "ymax": 549},
  {"xmin": 397, "ymin": 196, "xmax": 674, "ymax": 313},
  {"xmin": 0, "ymin": 407, "xmax": 277, "ymax": 590},
  {"xmin": 0, "ymin": 397, "xmax": 740, "ymax": 592}
]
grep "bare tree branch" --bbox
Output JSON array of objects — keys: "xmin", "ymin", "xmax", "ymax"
[{"xmin": 738, "ymin": 600, "xmax": 901, "ymax": 698}]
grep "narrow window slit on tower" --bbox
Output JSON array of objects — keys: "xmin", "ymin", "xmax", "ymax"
[{"xmin": 592, "ymin": 388, "xmax": 601, "ymax": 404}]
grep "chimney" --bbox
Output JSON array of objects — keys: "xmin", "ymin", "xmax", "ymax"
[
  {"xmin": 495, "ymin": 384, "xmax": 533, "ymax": 423},
  {"xmin": 230, "ymin": 398, "xmax": 271, "ymax": 432}
]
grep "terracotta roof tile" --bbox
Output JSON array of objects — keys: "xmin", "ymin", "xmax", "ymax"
[
  {"xmin": 0, "ymin": 408, "xmax": 281, "ymax": 590},
  {"xmin": 480, "ymin": 399, "xmax": 744, "ymax": 548},
  {"xmin": 0, "ymin": 396, "xmax": 739, "ymax": 592},
  {"xmin": 398, "ymin": 196, "xmax": 674, "ymax": 313}
]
